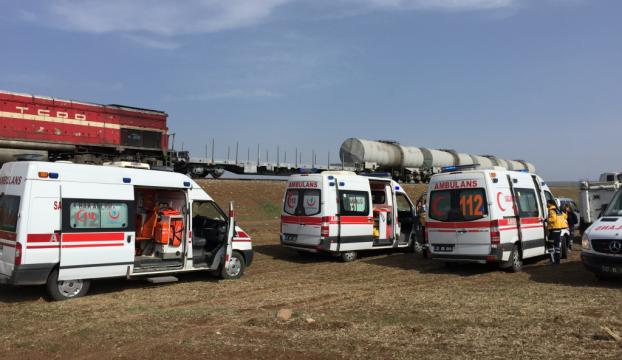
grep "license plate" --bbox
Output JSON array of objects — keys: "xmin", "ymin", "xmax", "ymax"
[
  {"xmin": 433, "ymin": 245, "xmax": 454, "ymax": 252},
  {"xmin": 601, "ymin": 265, "xmax": 622, "ymax": 274},
  {"xmin": 283, "ymin": 234, "xmax": 297, "ymax": 242}
]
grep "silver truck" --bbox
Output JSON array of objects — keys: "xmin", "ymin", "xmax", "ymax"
[{"xmin": 579, "ymin": 172, "xmax": 622, "ymax": 231}]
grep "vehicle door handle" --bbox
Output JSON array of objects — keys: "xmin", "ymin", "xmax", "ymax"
[
  {"xmin": 126, "ymin": 235, "xmax": 132, "ymax": 243},
  {"xmin": 457, "ymin": 230, "xmax": 467, "ymax": 234}
]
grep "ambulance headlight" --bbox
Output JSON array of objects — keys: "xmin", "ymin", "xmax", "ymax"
[{"xmin": 581, "ymin": 233, "xmax": 591, "ymax": 250}]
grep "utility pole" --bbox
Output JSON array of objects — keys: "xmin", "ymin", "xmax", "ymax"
[
  {"xmin": 295, "ymin": 148, "xmax": 298, "ymax": 167},
  {"xmin": 257, "ymin": 144, "xmax": 260, "ymax": 166},
  {"xmin": 247, "ymin": 147, "xmax": 250, "ymax": 162},
  {"xmin": 235, "ymin": 141, "xmax": 239, "ymax": 164},
  {"xmin": 205, "ymin": 143, "xmax": 208, "ymax": 162},
  {"xmin": 227, "ymin": 146, "xmax": 230, "ymax": 162},
  {"xmin": 327, "ymin": 151, "xmax": 330, "ymax": 170},
  {"xmin": 277, "ymin": 146, "xmax": 280, "ymax": 167}
]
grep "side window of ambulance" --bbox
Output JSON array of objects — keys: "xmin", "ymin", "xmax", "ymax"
[
  {"xmin": 64, "ymin": 199, "xmax": 132, "ymax": 231},
  {"xmin": 396, "ymin": 193, "xmax": 412, "ymax": 212},
  {"xmin": 339, "ymin": 191, "xmax": 369, "ymax": 216},
  {"xmin": 302, "ymin": 190, "xmax": 321, "ymax": 216},
  {"xmin": 544, "ymin": 191, "xmax": 555, "ymax": 205},
  {"xmin": 0, "ymin": 194, "xmax": 20, "ymax": 232},
  {"xmin": 515, "ymin": 188, "xmax": 539, "ymax": 218}
]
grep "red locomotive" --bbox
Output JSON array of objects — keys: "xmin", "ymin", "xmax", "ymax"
[{"xmin": 0, "ymin": 90, "xmax": 169, "ymax": 165}]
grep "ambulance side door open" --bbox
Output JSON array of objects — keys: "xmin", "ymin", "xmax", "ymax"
[
  {"xmin": 58, "ymin": 184, "xmax": 135, "ymax": 281},
  {"xmin": 395, "ymin": 192, "xmax": 415, "ymax": 245},
  {"xmin": 511, "ymin": 179, "xmax": 547, "ymax": 258}
]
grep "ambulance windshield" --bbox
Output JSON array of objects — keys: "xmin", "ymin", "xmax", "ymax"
[
  {"xmin": 604, "ymin": 190, "xmax": 622, "ymax": 217},
  {"xmin": 429, "ymin": 189, "xmax": 488, "ymax": 222},
  {"xmin": 0, "ymin": 194, "xmax": 20, "ymax": 232}
]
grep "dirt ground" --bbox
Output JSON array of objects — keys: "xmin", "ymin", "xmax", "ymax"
[{"xmin": 0, "ymin": 180, "xmax": 620, "ymax": 359}]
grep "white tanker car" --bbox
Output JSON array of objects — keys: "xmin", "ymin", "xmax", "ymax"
[{"xmin": 339, "ymin": 138, "xmax": 535, "ymax": 183}]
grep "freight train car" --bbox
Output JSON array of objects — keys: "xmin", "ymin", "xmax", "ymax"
[
  {"xmin": 339, "ymin": 138, "xmax": 535, "ymax": 183},
  {"xmin": 0, "ymin": 90, "xmax": 169, "ymax": 165}
]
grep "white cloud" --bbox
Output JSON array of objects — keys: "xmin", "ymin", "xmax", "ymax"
[
  {"xmin": 25, "ymin": 0, "xmax": 522, "ymax": 39},
  {"xmin": 46, "ymin": 0, "xmax": 291, "ymax": 36},
  {"xmin": 352, "ymin": 0, "xmax": 518, "ymax": 11},
  {"xmin": 123, "ymin": 34, "xmax": 182, "ymax": 50}
]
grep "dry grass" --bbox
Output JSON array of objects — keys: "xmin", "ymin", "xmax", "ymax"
[{"xmin": 0, "ymin": 180, "xmax": 620, "ymax": 359}]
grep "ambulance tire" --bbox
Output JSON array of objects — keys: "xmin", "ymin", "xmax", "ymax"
[
  {"xmin": 505, "ymin": 245, "xmax": 523, "ymax": 273},
  {"xmin": 46, "ymin": 269, "xmax": 90, "ymax": 301},
  {"xmin": 340, "ymin": 251, "xmax": 358, "ymax": 262},
  {"xmin": 220, "ymin": 251, "xmax": 245, "ymax": 280}
]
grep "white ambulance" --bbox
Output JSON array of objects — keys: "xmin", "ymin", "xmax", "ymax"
[
  {"xmin": 426, "ymin": 166, "xmax": 570, "ymax": 271},
  {"xmin": 581, "ymin": 187, "xmax": 622, "ymax": 280},
  {"xmin": 0, "ymin": 161, "xmax": 253, "ymax": 300},
  {"xmin": 280, "ymin": 171, "xmax": 418, "ymax": 261}
]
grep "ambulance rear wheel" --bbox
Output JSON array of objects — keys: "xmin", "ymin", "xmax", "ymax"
[
  {"xmin": 220, "ymin": 252, "xmax": 245, "ymax": 280},
  {"xmin": 46, "ymin": 269, "xmax": 90, "ymax": 301},
  {"xmin": 506, "ymin": 245, "xmax": 523, "ymax": 273},
  {"xmin": 340, "ymin": 251, "xmax": 357, "ymax": 262}
]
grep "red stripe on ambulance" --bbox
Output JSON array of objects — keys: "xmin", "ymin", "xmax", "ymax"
[{"xmin": 62, "ymin": 232, "xmax": 125, "ymax": 242}]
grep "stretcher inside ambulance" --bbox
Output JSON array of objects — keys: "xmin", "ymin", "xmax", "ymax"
[
  {"xmin": 280, "ymin": 171, "xmax": 418, "ymax": 262},
  {"xmin": 0, "ymin": 161, "xmax": 253, "ymax": 301}
]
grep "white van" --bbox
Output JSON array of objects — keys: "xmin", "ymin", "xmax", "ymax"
[
  {"xmin": 426, "ymin": 166, "xmax": 570, "ymax": 271},
  {"xmin": 280, "ymin": 171, "xmax": 417, "ymax": 261},
  {"xmin": 0, "ymin": 161, "xmax": 253, "ymax": 300},
  {"xmin": 581, "ymin": 188, "xmax": 622, "ymax": 280}
]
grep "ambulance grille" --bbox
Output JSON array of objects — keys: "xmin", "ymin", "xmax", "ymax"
[{"xmin": 591, "ymin": 239, "xmax": 622, "ymax": 255}]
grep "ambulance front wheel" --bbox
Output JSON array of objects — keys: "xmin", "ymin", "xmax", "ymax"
[
  {"xmin": 220, "ymin": 252, "xmax": 245, "ymax": 279},
  {"xmin": 46, "ymin": 269, "xmax": 90, "ymax": 301},
  {"xmin": 340, "ymin": 251, "xmax": 358, "ymax": 262}
]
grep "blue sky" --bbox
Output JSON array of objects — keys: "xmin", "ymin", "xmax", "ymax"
[{"xmin": 1, "ymin": 0, "xmax": 620, "ymax": 180}]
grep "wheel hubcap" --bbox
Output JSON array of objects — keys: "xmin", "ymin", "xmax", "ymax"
[
  {"xmin": 226, "ymin": 257, "xmax": 241, "ymax": 277},
  {"xmin": 58, "ymin": 280, "xmax": 83, "ymax": 298}
]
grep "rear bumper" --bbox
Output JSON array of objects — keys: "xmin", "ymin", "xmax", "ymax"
[
  {"xmin": 581, "ymin": 252, "xmax": 622, "ymax": 277},
  {"xmin": 281, "ymin": 235, "xmax": 328, "ymax": 253},
  {"xmin": 0, "ymin": 263, "xmax": 56, "ymax": 285},
  {"xmin": 429, "ymin": 245, "xmax": 505, "ymax": 264}
]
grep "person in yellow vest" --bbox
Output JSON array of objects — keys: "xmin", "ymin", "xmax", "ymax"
[{"xmin": 547, "ymin": 200, "xmax": 568, "ymax": 264}]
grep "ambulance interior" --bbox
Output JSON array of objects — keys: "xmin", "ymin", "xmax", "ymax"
[
  {"xmin": 370, "ymin": 180, "xmax": 414, "ymax": 245},
  {"xmin": 134, "ymin": 188, "xmax": 188, "ymax": 270}
]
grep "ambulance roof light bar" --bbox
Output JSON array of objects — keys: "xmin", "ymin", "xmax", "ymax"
[{"xmin": 440, "ymin": 164, "xmax": 480, "ymax": 173}]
